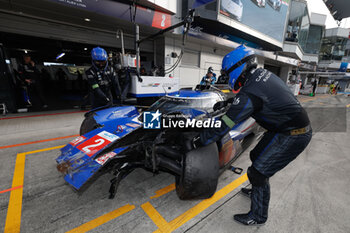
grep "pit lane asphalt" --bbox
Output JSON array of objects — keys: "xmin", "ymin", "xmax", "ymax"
[{"xmin": 0, "ymin": 94, "xmax": 349, "ymax": 233}]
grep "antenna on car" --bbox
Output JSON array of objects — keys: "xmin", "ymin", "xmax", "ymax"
[{"xmin": 162, "ymin": 85, "xmax": 169, "ymax": 96}]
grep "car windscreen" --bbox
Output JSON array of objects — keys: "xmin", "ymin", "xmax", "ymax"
[{"xmin": 148, "ymin": 96, "xmax": 218, "ymax": 113}]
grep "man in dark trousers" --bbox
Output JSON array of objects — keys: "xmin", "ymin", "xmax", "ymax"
[
  {"xmin": 18, "ymin": 54, "xmax": 48, "ymax": 109},
  {"xmin": 86, "ymin": 47, "xmax": 120, "ymax": 109},
  {"xmin": 186, "ymin": 45, "xmax": 312, "ymax": 225}
]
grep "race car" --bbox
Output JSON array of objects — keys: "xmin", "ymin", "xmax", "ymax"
[{"xmin": 56, "ymin": 87, "xmax": 261, "ymax": 200}]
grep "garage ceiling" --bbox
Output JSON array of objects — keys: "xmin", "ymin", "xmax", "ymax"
[{"xmin": 0, "ymin": 0, "xmax": 162, "ymax": 38}]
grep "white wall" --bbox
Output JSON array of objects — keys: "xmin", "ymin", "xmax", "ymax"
[
  {"xmin": 164, "ymin": 37, "xmax": 230, "ymax": 88},
  {"xmin": 146, "ymin": 0, "xmax": 177, "ymax": 14},
  {"xmin": 256, "ymin": 56, "xmax": 265, "ymax": 68}
]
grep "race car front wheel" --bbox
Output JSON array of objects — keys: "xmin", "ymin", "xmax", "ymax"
[{"xmin": 175, "ymin": 142, "xmax": 219, "ymax": 200}]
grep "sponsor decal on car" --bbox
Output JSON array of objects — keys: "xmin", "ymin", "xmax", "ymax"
[
  {"xmin": 126, "ymin": 123, "xmax": 141, "ymax": 128},
  {"xmin": 116, "ymin": 125, "xmax": 124, "ymax": 133},
  {"xmin": 95, "ymin": 151, "xmax": 117, "ymax": 165},
  {"xmin": 97, "ymin": 131, "xmax": 119, "ymax": 142},
  {"xmin": 69, "ymin": 136, "xmax": 86, "ymax": 146},
  {"xmin": 76, "ymin": 131, "xmax": 119, "ymax": 157}
]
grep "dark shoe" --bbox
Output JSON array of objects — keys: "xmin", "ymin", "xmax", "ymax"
[
  {"xmin": 241, "ymin": 188, "xmax": 252, "ymax": 198},
  {"xmin": 233, "ymin": 213, "xmax": 266, "ymax": 226}
]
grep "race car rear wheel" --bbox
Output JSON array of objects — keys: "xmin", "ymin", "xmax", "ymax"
[
  {"xmin": 176, "ymin": 143, "xmax": 219, "ymax": 200},
  {"xmin": 80, "ymin": 115, "xmax": 99, "ymax": 135}
]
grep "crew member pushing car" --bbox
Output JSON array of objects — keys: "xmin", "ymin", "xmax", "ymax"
[
  {"xmin": 86, "ymin": 47, "xmax": 120, "ymax": 109},
  {"xmin": 187, "ymin": 45, "xmax": 312, "ymax": 226}
]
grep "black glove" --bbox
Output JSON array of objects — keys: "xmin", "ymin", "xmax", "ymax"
[
  {"xmin": 226, "ymin": 97, "xmax": 234, "ymax": 103},
  {"xmin": 213, "ymin": 101, "xmax": 227, "ymax": 111},
  {"xmin": 136, "ymin": 73, "xmax": 143, "ymax": 82}
]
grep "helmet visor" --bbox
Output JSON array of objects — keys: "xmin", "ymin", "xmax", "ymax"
[{"xmin": 94, "ymin": 60, "xmax": 107, "ymax": 68}]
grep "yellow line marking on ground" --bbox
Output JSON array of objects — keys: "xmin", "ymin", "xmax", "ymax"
[
  {"xmin": 142, "ymin": 202, "xmax": 172, "ymax": 232},
  {"xmin": 4, "ymin": 145, "xmax": 67, "ymax": 233},
  {"xmin": 4, "ymin": 144, "xmax": 138, "ymax": 233},
  {"xmin": 153, "ymin": 173, "xmax": 248, "ymax": 233},
  {"xmin": 150, "ymin": 183, "xmax": 175, "ymax": 199},
  {"xmin": 24, "ymin": 145, "xmax": 64, "ymax": 155},
  {"xmin": 299, "ymin": 95, "xmax": 329, "ymax": 103},
  {"xmin": 4, "ymin": 143, "xmax": 247, "ymax": 233},
  {"xmin": 4, "ymin": 153, "xmax": 26, "ymax": 233},
  {"xmin": 66, "ymin": 204, "xmax": 135, "ymax": 233}
]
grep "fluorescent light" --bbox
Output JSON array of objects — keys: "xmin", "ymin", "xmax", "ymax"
[
  {"xmin": 44, "ymin": 62, "xmax": 64, "ymax": 66},
  {"xmin": 24, "ymin": 50, "xmax": 28, "ymax": 53},
  {"xmin": 43, "ymin": 62, "xmax": 75, "ymax": 66},
  {"xmin": 84, "ymin": 18, "xmax": 91, "ymax": 22},
  {"xmin": 56, "ymin": 52, "xmax": 65, "ymax": 60}
]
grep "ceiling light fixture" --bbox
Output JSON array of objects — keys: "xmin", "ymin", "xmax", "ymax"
[
  {"xmin": 56, "ymin": 53, "xmax": 66, "ymax": 60},
  {"xmin": 84, "ymin": 18, "xmax": 91, "ymax": 22}
]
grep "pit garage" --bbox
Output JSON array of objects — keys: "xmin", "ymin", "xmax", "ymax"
[
  {"xmin": 0, "ymin": 0, "xmax": 171, "ymax": 112},
  {"xmin": 0, "ymin": 31, "xmax": 163, "ymax": 111}
]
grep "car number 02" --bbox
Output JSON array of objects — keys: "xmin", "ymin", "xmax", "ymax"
[{"xmin": 82, "ymin": 139, "xmax": 105, "ymax": 153}]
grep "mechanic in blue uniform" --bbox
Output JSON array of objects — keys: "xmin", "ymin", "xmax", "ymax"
[
  {"xmin": 86, "ymin": 47, "xmax": 120, "ymax": 108},
  {"xmin": 200, "ymin": 67, "xmax": 216, "ymax": 85},
  {"xmin": 187, "ymin": 45, "xmax": 312, "ymax": 225}
]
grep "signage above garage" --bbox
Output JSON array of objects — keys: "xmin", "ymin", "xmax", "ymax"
[
  {"xmin": 219, "ymin": 0, "xmax": 290, "ymax": 45},
  {"xmin": 48, "ymin": 0, "xmax": 172, "ymax": 29}
]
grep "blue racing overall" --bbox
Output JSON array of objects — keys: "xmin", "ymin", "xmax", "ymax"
[{"xmin": 86, "ymin": 65, "xmax": 119, "ymax": 109}]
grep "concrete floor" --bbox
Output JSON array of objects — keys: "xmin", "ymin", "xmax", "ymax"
[{"xmin": 0, "ymin": 94, "xmax": 349, "ymax": 233}]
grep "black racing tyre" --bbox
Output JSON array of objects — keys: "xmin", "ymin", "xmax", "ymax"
[
  {"xmin": 80, "ymin": 115, "xmax": 99, "ymax": 135},
  {"xmin": 176, "ymin": 143, "xmax": 219, "ymax": 200}
]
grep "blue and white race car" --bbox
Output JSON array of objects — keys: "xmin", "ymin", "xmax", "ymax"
[{"xmin": 56, "ymin": 88, "xmax": 261, "ymax": 200}]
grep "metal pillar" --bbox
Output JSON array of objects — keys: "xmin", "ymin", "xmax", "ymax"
[{"xmin": 135, "ymin": 24, "xmax": 140, "ymax": 74}]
